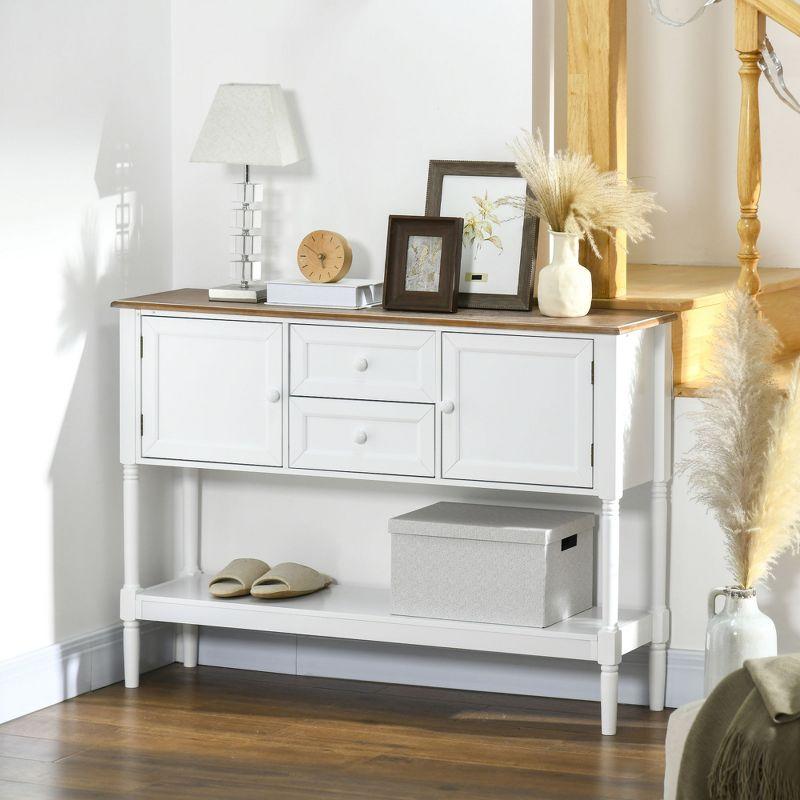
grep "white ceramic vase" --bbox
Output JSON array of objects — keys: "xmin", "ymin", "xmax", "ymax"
[
  {"xmin": 537, "ymin": 231, "xmax": 593, "ymax": 318},
  {"xmin": 704, "ymin": 586, "xmax": 777, "ymax": 696}
]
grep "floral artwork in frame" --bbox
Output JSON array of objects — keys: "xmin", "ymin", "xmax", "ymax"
[
  {"xmin": 425, "ymin": 161, "xmax": 539, "ymax": 311},
  {"xmin": 405, "ymin": 235, "xmax": 443, "ymax": 293},
  {"xmin": 383, "ymin": 215, "xmax": 462, "ymax": 313}
]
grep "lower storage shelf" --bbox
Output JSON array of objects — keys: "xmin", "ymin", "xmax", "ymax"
[{"xmin": 136, "ymin": 574, "xmax": 653, "ymax": 663}]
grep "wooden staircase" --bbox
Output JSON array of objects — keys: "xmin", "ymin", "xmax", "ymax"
[
  {"xmin": 567, "ymin": 0, "xmax": 800, "ymax": 396},
  {"xmin": 593, "ymin": 264, "xmax": 800, "ymax": 396}
]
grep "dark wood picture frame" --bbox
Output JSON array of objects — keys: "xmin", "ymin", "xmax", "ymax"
[
  {"xmin": 382, "ymin": 215, "xmax": 463, "ymax": 313},
  {"xmin": 425, "ymin": 160, "xmax": 539, "ymax": 311}
]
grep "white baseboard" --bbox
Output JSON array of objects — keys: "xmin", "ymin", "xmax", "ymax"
[
  {"xmin": 1, "ymin": 624, "xmax": 703, "ymax": 725},
  {"xmin": 0, "ymin": 621, "xmax": 175, "ymax": 724},
  {"xmin": 199, "ymin": 628, "xmax": 705, "ymax": 708},
  {"xmin": 666, "ymin": 647, "xmax": 706, "ymax": 708}
]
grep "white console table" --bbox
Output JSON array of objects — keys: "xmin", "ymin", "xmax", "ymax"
[{"xmin": 113, "ymin": 289, "xmax": 676, "ymax": 735}]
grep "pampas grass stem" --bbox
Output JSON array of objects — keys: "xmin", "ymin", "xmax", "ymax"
[{"xmin": 680, "ymin": 290, "xmax": 800, "ymax": 587}]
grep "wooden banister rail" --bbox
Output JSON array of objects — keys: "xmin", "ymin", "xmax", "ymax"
[
  {"xmin": 745, "ymin": 0, "xmax": 800, "ymax": 36},
  {"xmin": 736, "ymin": 0, "xmax": 799, "ymax": 293},
  {"xmin": 734, "ymin": 0, "xmax": 800, "ymax": 294},
  {"xmin": 736, "ymin": 0, "xmax": 766, "ymax": 294}
]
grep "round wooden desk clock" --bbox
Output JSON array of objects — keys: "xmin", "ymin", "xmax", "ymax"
[{"xmin": 297, "ymin": 230, "xmax": 352, "ymax": 283}]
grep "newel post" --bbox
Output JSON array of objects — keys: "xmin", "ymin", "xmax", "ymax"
[
  {"xmin": 735, "ymin": 0, "xmax": 766, "ymax": 295},
  {"xmin": 566, "ymin": 0, "xmax": 628, "ymax": 299}
]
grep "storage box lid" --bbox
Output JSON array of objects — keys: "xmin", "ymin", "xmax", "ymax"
[{"xmin": 389, "ymin": 502, "xmax": 595, "ymax": 545}]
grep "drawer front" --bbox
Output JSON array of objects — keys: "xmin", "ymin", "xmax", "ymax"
[
  {"xmin": 290, "ymin": 324, "xmax": 436, "ymax": 402},
  {"xmin": 289, "ymin": 397, "xmax": 435, "ymax": 477}
]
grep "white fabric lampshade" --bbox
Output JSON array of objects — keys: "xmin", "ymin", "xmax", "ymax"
[{"xmin": 190, "ymin": 83, "xmax": 301, "ymax": 167}]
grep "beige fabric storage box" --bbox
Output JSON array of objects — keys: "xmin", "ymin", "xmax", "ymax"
[{"xmin": 390, "ymin": 502, "xmax": 595, "ymax": 628}]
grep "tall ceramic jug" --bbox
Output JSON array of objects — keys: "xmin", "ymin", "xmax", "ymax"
[{"xmin": 704, "ymin": 586, "xmax": 777, "ymax": 695}]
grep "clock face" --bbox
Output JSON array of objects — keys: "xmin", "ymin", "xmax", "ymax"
[{"xmin": 297, "ymin": 230, "xmax": 353, "ymax": 283}]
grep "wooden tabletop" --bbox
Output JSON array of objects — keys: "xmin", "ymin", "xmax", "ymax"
[{"xmin": 111, "ymin": 288, "xmax": 676, "ymax": 335}]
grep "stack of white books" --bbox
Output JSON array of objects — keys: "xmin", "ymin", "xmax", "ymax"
[{"xmin": 266, "ymin": 278, "xmax": 383, "ymax": 309}]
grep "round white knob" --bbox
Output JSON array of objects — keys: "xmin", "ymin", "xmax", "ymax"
[
  {"xmin": 268, "ymin": 389, "xmax": 281, "ymax": 403},
  {"xmin": 354, "ymin": 430, "xmax": 368, "ymax": 445},
  {"xmin": 441, "ymin": 400, "xmax": 455, "ymax": 414},
  {"xmin": 354, "ymin": 357, "xmax": 369, "ymax": 372}
]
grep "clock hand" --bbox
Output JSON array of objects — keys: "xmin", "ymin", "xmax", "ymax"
[{"xmin": 304, "ymin": 244, "xmax": 325, "ymax": 259}]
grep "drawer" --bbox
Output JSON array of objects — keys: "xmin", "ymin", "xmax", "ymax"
[
  {"xmin": 290, "ymin": 324, "xmax": 436, "ymax": 402},
  {"xmin": 289, "ymin": 397, "xmax": 435, "ymax": 477}
]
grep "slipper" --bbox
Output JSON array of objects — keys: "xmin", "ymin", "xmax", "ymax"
[
  {"xmin": 250, "ymin": 563, "xmax": 332, "ymax": 600},
  {"xmin": 209, "ymin": 558, "xmax": 270, "ymax": 598}
]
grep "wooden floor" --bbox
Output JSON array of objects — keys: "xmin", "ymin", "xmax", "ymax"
[{"xmin": 0, "ymin": 665, "xmax": 669, "ymax": 799}]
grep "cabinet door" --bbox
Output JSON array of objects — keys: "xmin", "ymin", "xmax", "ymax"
[
  {"xmin": 441, "ymin": 333, "xmax": 593, "ymax": 487},
  {"xmin": 141, "ymin": 316, "xmax": 282, "ymax": 466}
]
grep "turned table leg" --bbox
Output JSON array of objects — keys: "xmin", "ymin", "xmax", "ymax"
[
  {"xmin": 181, "ymin": 468, "xmax": 201, "ymax": 668},
  {"xmin": 649, "ymin": 323, "xmax": 672, "ymax": 711},
  {"xmin": 599, "ymin": 497, "xmax": 622, "ymax": 735},
  {"xmin": 121, "ymin": 464, "xmax": 141, "ymax": 688},
  {"xmin": 649, "ymin": 480, "xmax": 670, "ymax": 711}
]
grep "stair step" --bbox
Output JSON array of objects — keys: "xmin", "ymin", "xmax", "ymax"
[
  {"xmin": 676, "ymin": 352, "xmax": 799, "ymax": 398},
  {"xmin": 592, "ymin": 264, "xmax": 800, "ymax": 310},
  {"xmin": 591, "ymin": 264, "xmax": 800, "ymax": 395}
]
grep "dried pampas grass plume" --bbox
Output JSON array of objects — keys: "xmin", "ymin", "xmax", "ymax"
[
  {"xmin": 745, "ymin": 359, "xmax": 800, "ymax": 587},
  {"xmin": 507, "ymin": 130, "xmax": 662, "ymax": 256},
  {"xmin": 680, "ymin": 289, "xmax": 800, "ymax": 588}
]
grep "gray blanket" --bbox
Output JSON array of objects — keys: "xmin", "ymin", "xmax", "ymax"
[{"xmin": 677, "ymin": 654, "xmax": 800, "ymax": 800}]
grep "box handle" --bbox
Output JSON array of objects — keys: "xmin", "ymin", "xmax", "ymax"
[{"xmin": 560, "ymin": 534, "xmax": 578, "ymax": 551}]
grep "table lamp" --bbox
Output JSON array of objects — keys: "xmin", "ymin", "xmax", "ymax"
[{"xmin": 191, "ymin": 83, "xmax": 301, "ymax": 302}]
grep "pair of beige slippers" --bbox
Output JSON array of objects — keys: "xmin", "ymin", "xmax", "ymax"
[{"xmin": 209, "ymin": 558, "xmax": 332, "ymax": 600}]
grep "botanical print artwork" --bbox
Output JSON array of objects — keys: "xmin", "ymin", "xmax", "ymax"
[
  {"xmin": 405, "ymin": 235, "xmax": 442, "ymax": 292},
  {"xmin": 462, "ymin": 191, "xmax": 507, "ymax": 254},
  {"xmin": 439, "ymin": 174, "xmax": 527, "ymax": 296}
]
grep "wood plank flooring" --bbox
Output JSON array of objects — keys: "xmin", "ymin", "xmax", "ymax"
[{"xmin": 0, "ymin": 665, "xmax": 669, "ymax": 799}]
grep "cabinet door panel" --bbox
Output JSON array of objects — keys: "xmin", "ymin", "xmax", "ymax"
[
  {"xmin": 141, "ymin": 316, "xmax": 282, "ymax": 466},
  {"xmin": 441, "ymin": 333, "xmax": 593, "ymax": 487}
]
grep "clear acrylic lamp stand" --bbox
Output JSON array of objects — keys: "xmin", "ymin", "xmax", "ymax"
[{"xmin": 209, "ymin": 165, "xmax": 266, "ymax": 302}]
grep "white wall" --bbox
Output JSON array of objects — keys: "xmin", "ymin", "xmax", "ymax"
[
  {"xmin": 171, "ymin": 0, "xmax": 800, "ymax": 272},
  {"xmin": 0, "ymin": 0, "xmax": 175, "ymax": 662},
  {"xmin": 171, "ymin": 0, "xmax": 534, "ymax": 288}
]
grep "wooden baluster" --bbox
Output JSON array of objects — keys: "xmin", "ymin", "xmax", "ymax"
[{"xmin": 735, "ymin": 0, "xmax": 766, "ymax": 295}]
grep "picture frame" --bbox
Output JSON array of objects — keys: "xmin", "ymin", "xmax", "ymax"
[
  {"xmin": 382, "ymin": 215, "xmax": 463, "ymax": 313},
  {"xmin": 425, "ymin": 160, "xmax": 539, "ymax": 311}
]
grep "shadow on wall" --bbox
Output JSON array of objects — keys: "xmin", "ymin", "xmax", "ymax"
[{"xmin": 46, "ymin": 1, "xmax": 176, "ymax": 701}]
